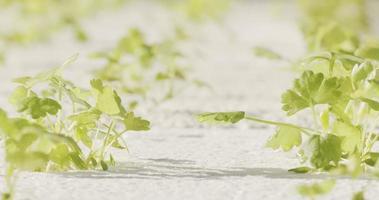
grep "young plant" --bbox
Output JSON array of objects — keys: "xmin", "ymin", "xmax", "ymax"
[
  {"xmin": 198, "ymin": 52, "xmax": 379, "ymax": 176},
  {"xmin": 160, "ymin": 0, "xmax": 231, "ymax": 21},
  {"xmin": 296, "ymin": 0, "xmax": 368, "ymax": 52},
  {"xmin": 0, "ymin": 55, "xmax": 150, "ymax": 199},
  {"xmin": 92, "ymin": 28, "xmax": 204, "ymax": 104}
]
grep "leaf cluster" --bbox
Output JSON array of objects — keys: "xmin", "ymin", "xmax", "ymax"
[{"xmin": 0, "ymin": 56, "xmax": 150, "ymax": 174}]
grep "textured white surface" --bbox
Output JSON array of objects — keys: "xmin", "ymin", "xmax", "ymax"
[{"xmin": 1, "ymin": 1, "xmax": 379, "ymax": 200}]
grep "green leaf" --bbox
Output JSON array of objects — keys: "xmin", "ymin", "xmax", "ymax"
[
  {"xmin": 253, "ymin": 47, "xmax": 282, "ymax": 60},
  {"xmin": 266, "ymin": 125, "xmax": 302, "ymax": 151},
  {"xmin": 100, "ymin": 160, "xmax": 109, "ymax": 171},
  {"xmin": 95, "ymin": 87, "xmax": 120, "ymax": 115},
  {"xmin": 123, "ymin": 112, "xmax": 150, "ymax": 131},
  {"xmin": 360, "ymin": 98, "xmax": 379, "ymax": 111},
  {"xmin": 13, "ymin": 54, "xmax": 78, "ymax": 88},
  {"xmin": 197, "ymin": 111, "xmax": 245, "ymax": 124},
  {"xmin": 9, "ymin": 86, "xmax": 28, "ymax": 106},
  {"xmin": 355, "ymin": 44, "xmax": 379, "ymax": 60},
  {"xmin": 19, "ymin": 97, "xmax": 61, "ymax": 119},
  {"xmin": 74, "ymin": 127, "xmax": 93, "ymax": 148},
  {"xmin": 363, "ymin": 152, "xmax": 379, "ymax": 166},
  {"xmin": 332, "ymin": 121, "xmax": 362, "ymax": 154},
  {"xmin": 68, "ymin": 109, "xmax": 101, "ymax": 129},
  {"xmin": 90, "ymin": 79, "xmax": 104, "ymax": 93},
  {"xmin": 352, "ymin": 191, "xmax": 365, "ymax": 200},
  {"xmin": 49, "ymin": 144, "xmax": 71, "ymax": 167},
  {"xmin": 297, "ymin": 179, "xmax": 336, "ymax": 198},
  {"xmin": 69, "ymin": 152, "xmax": 87, "ymax": 170},
  {"xmin": 352, "ymin": 62, "xmax": 374, "ymax": 83},
  {"xmin": 310, "ymin": 135, "xmax": 342, "ymax": 169},
  {"xmin": 281, "ymin": 71, "xmax": 343, "ymax": 115},
  {"xmin": 288, "ymin": 166, "xmax": 312, "ymax": 174}
]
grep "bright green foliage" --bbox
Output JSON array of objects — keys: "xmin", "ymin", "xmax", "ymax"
[
  {"xmin": 1, "ymin": 57, "xmax": 150, "ymax": 199},
  {"xmin": 309, "ymin": 135, "xmax": 342, "ymax": 169},
  {"xmin": 198, "ymin": 51, "xmax": 379, "ymax": 175},
  {"xmin": 124, "ymin": 112, "xmax": 150, "ymax": 131},
  {"xmin": 93, "ymin": 28, "xmax": 199, "ymax": 103},
  {"xmin": 18, "ymin": 97, "xmax": 62, "ymax": 119},
  {"xmin": 297, "ymin": 179, "xmax": 336, "ymax": 198},
  {"xmin": 266, "ymin": 126, "xmax": 302, "ymax": 151},
  {"xmin": 282, "ymin": 71, "xmax": 343, "ymax": 115},
  {"xmin": 332, "ymin": 121, "xmax": 362, "ymax": 154},
  {"xmin": 297, "ymin": 0, "xmax": 368, "ymax": 52},
  {"xmin": 197, "ymin": 112, "xmax": 245, "ymax": 124}
]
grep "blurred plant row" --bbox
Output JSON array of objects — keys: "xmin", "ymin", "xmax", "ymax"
[{"xmin": 0, "ymin": 0, "xmax": 232, "ymax": 199}]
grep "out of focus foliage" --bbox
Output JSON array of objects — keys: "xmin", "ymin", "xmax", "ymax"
[
  {"xmin": 92, "ymin": 28, "xmax": 204, "ymax": 105},
  {"xmin": 160, "ymin": 0, "xmax": 231, "ymax": 20},
  {"xmin": 0, "ymin": 0, "xmax": 126, "ymax": 44},
  {"xmin": 297, "ymin": 0, "xmax": 369, "ymax": 52}
]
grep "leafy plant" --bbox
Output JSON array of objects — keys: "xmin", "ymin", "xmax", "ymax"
[
  {"xmin": 198, "ymin": 51, "xmax": 379, "ymax": 176},
  {"xmin": 0, "ymin": 0, "xmax": 128, "ymax": 64},
  {"xmin": 296, "ymin": 0, "xmax": 368, "ymax": 52},
  {"xmin": 92, "ymin": 28, "xmax": 204, "ymax": 104},
  {"xmin": 0, "ymin": 55, "xmax": 150, "ymax": 199}
]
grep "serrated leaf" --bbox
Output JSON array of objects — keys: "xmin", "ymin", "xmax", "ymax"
[
  {"xmin": 266, "ymin": 125, "xmax": 302, "ymax": 151},
  {"xmin": 281, "ymin": 71, "xmax": 343, "ymax": 115},
  {"xmin": 19, "ymin": 97, "xmax": 61, "ymax": 119},
  {"xmin": 96, "ymin": 87, "xmax": 120, "ymax": 115},
  {"xmin": 310, "ymin": 135, "xmax": 342, "ymax": 169},
  {"xmin": 332, "ymin": 121, "xmax": 362, "ymax": 154},
  {"xmin": 123, "ymin": 112, "xmax": 150, "ymax": 131}
]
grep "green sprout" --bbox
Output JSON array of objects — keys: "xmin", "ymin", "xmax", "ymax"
[{"xmin": 0, "ymin": 55, "xmax": 150, "ymax": 199}]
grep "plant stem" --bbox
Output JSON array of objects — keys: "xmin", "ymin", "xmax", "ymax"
[
  {"xmin": 244, "ymin": 115, "xmax": 319, "ymax": 135},
  {"xmin": 99, "ymin": 121, "xmax": 114, "ymax": 161}
]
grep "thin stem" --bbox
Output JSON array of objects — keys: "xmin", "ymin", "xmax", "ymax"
[
  {"xmin": 99, "ymin": 121, "xmax": 114, "ymax": 161},
  {"xmin": 311, "ymin": 105, "xmax": 319, "ymax": 130},
  {"xmin": 244, "ymin": 115, "xmax": 319, "ymax": 136}
]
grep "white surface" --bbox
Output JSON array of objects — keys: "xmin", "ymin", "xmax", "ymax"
[{"xmin": 1, "ymin": 1, "xmax": 379, "ymax": 200}]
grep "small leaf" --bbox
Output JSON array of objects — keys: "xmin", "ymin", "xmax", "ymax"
[
  {"xmin": 289, "ymin": 166, "xmax": 312, "ymax": 174},
  {"xmin": 197, "ymin": 112, "xmax": 245, "ymax": 124},
  {"xmin": 266, "ymin": 125, "xmax": 302, "ymax": 151},
  {"xmin": 253, "ymin": 46, "xmax": 282, "ymax": 60},
  {"xmin": 96, "ymin": 87, "xmax": 120, "ymax": 115},
  {"xmin": 100, "ymin": 160, "xmax": 109, "ymax": 171},
  {"xmin": 332, "ymin": 121, "xmax": 362, "ymax": 154},
  {"xmin": 123, "ymin": 112, "xmax": 150, "ymax": 131}
]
